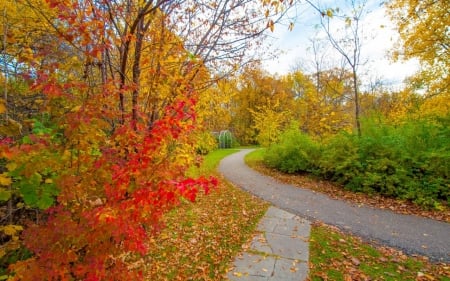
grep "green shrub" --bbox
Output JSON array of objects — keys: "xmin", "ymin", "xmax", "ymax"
[
  {"xmin": 350, "ymin": 118, "xmax": 449, "ymax": 206},
  {"xmin": 216, "ymin": 130, "xmax": 239, "ymax": 149},
  {"xmin": 264, "ymin": 123, "xmax": 320, "ymax": 174},
  {"xmin": 264, "ymin": 116, "xmax": 450, "ymax": 208},
  {"xmin": 316, "ymin": 132, "xmax": 360, "ymax": 184}
]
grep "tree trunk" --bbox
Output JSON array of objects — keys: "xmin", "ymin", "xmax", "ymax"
[
  {"xmin": 353, "ymin": 69, "xmax": 361, "ymax": 136},
  {"xmin": 132, "ymin": 18, "xmax": 144, "ymax": 130}
]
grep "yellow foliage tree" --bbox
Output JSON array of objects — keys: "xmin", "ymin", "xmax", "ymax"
[
  {"xmin": 0, "ymin": 0, "xmax": 58, "ymax": 136},
  {"xmin": 388, "ymin": 0, "xmax": 449, "ymax": 98},
  {"xmin": 250, "ymin": 99, "xmax": 290, "ymax": 147},
  {"xmin": 285, "ymin": 69, "xmax": 353, "ymax": 138},
  {"xmin": 230, "ymin": 65, "xmax": 296, "ymax": 145}
]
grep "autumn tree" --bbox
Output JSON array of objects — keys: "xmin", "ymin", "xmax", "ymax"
[
  {"xmin": 196, "ymin": 78, "xmax": 236, "ymax": 132},
  {"xmin": 359, "ymin": 88, "xmax": 420, "ymax": 125},
  {"xmin": 0, "ymin": 0, "xmax": 296, "ymax": 279},
  {"xmin": 285, "ymin": 69, "xmax": 353, "ymax": 138},
  {"xmin": 313, "ymin": 0, "xmax": 369, "ymax": 136},
  {"xmin": 388, "ymin": 0, "xmax": 449, "ymax": 98},
  {"xmin": 0, "ymin": 0, "xmax": 58, "ymax": 137},
  {"xmin": 230, "ymin": 64, "xmax": 296, "ymax": 145},
  {"xmin": 250, "ymin": 99, "xmax": 291, "ymax": 147},
  {"xmin": 387, "ymin": 0, "xmax": 449, "ymax": 121}
]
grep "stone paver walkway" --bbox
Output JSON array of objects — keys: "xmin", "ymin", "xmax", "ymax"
[{"xmin": 227, "ymin": 206, "xmax": 310, "ymax": 281}]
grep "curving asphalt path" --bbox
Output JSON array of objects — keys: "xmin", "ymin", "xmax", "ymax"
[{"xmin": 219, "ymin": 149, "xmax": 450, "ymax": 263}]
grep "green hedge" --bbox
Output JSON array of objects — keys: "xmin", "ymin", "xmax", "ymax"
[{"xmin": 264, "ymin": 117, "xmax": 450, "ymax": 208}]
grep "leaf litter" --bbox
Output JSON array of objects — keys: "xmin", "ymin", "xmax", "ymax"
[
  {"xmin": 144, "ymin": 176, "xmax": 269, "ymax": 280},
  {"xmin": 308, "ymin": 222, "xmax": 449, "ymax": 280}
]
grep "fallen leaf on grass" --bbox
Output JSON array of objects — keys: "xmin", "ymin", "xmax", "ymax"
[{"xmin": 351, "ymin": 257, "xmax": 361, "ymax": 266}]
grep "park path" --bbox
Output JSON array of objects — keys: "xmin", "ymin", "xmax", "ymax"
[{"xmin": 219, "ymin": 149, "xmax": 450, "ymax": 263}]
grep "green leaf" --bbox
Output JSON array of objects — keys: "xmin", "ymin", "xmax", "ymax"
[
  {"xmin": 0, "ymin": 188, "xmax": 11, "ymax": 201},
  {"xmin": 36, "ymin": 194, "xmax": 55, "ymax": 210},
  {"xmin": 19, "ymin": 180, "xmax": 38, "ymax": 207},
  {"xmin": 21, "ymin": 135, "xmax": 32, "ymax": 144}
]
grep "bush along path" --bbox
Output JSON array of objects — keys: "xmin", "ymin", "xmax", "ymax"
[{"xmin": 219, "ymin": 149, "xmax": 450, "ymax": 263}]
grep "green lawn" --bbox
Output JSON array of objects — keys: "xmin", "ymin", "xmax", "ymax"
[{"xmin": 187, "ymin": 149, "xmax": 240, "ymax": 177}]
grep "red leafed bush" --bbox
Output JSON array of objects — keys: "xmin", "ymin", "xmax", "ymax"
[{"xmin": 8, "ymin": 97, "xmax": 217, "ymax": 280}]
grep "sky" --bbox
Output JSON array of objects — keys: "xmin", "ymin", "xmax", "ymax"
[{"xmin": 262, "ymin": 0, "xmax": 420, "ymax": 90}]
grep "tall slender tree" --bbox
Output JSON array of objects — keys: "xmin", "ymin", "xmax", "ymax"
[{"xmin": 315, "ymin": 0, "xmax": 369, "ymax": 136}]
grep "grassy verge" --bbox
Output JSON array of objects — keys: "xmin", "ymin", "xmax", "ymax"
[
  {"xmin": 145, "ymin": 149, "xmax": 269, "ymax": 280},
  {"xmin": 310, "ymin": 223, "xmax": 449, "ymax": 280},
  {"xmin": 245, "ymin": 149, "xmax": 450, "ymax": 280},
  {"xmin": 186, "ymin": 149, "xmax": 239, "ymax": 177},
  {"xmin": 243, "ymin": 147, "xmax": 265, "ymax": 164}
]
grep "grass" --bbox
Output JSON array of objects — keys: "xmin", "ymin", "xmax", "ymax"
[
  {"xmin": 245, "ymin": 149, "xmax": 450, "ymax": 280},
  {"xmin": 186, "ymin": 149, "xmax": 240, "ymax": 177},
  {"xmin": 242, "ymin": 147, "xmax": 265, "ymax": 164},
  {"xmin": 145, "ymin": 149, "xmax": 269, "ymax": 280},
  {"xmin": 310, "ymin": 223, "xmax": 449, "ymax": 280}
]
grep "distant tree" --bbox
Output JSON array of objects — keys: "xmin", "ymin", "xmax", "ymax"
[
  {"xmin": 286, "ymin": 69, "xmax": 353, "ymax": 138},
  {"xmin": 250, "ymin": 99, "xmax": 290, "ymax": 147},
  {"xmin": 228, "ymin": 64, "xmax": 296, "ymax": 145}
]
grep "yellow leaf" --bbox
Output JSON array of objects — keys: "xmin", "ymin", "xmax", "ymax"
[
  {"xmin": 1, "ymin": 225, "xmax": 23, "ymax": 236},
  {"xmin": 267, "ymin": 20, "xmax": 275, "ymax": 32},
  {"xmin": 0, "ymin": 174, "xmax": 12, "ymax": 186},
  {"xmin": 6, "ymin": 162, "xmax": 17, "ymax": 171},
  {"xmin": 345, "ymin": 17, "xmax": 352, "ymax": 27},
  {"xmin": 45, "ymin": 178, "xmax": 53, "ymax": 184},
  {"xmin": 326, "ymin": 9, "xmax": 333, "ymax": 18},
  {"xmin": 288, "ymin": 22, "xmax": 294, "ymax": 31},
  {"xmin": 0, "ymin": 103, "xmax": 5, "ymax": 114},
  {"xmin": 71, "ymin": 105, "xmax": 82, "ymax": 112}
]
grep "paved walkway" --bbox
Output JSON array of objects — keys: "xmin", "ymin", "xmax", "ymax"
[
  {"xmin": 220, "ymin": 149, "xmax": 450, "ymax": 266},
  {"xmin": 228, "ymin": 206, "xmax": 310, "ymax": 281}
]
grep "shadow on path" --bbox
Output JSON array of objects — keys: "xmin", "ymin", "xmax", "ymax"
[{"xmin": 219, "ymin": 149, "xmax": 450, "ymax": 263}]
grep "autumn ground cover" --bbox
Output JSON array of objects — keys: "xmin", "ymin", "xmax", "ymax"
[
  {"xmin": 309, "ymin": 223, "xmax": 450, "ymax": 280},
  {"xmin": 145, "ymin": 149, "xmax": 269, "ymax": 280},
  {"xmin": 245, "ymin": 149, "xmax": 450, "ymax": 280}
]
